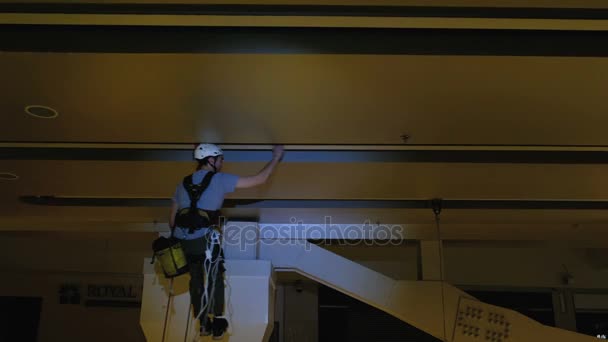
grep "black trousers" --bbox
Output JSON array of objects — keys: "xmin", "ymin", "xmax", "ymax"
[{"xmin": 180, "ymin": 234, "xmax": 225, "ymax": 318}]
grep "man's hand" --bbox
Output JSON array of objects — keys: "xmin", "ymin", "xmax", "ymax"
[
  {"xmin": 236, "ymin": 145, "xmax": 284, "ymax": 189},
  {"xmin": 272, "ymin": 145, "xmax": 284, "ymax": 161}
]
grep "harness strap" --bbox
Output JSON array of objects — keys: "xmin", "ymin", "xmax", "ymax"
[{"xmin": 183, "ymin": 171, "xmax": 215, "ymax": 209}]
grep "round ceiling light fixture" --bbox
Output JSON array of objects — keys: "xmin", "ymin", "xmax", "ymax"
[
  {"xmin": 25, "ymin": 105, "xmax": 59, "ymax": 119},
  {"xmin": 0, "ymin": 172, "xmax": 19, "ymax": 181}
]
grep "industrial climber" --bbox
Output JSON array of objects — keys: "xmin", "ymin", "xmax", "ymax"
[{"xmin": 169, "ymin": 143, "xmax": 284, "ymax": 339}]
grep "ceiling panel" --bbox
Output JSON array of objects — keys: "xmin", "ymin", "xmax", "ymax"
[
  {"xmin": 3, "ymin": 53, "xmax": 608, "ymax": 145},
  {"xmin": 3, "ymin": 160, "xmax": 608, "ymax": 200},
  {"xmin": 2, "ymin": 157, "xmax": 608, "ymax": 241}
]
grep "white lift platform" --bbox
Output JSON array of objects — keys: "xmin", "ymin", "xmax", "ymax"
[{"xmin": 140, "ymin": 222, "xmax": 597, "ymax": 342}]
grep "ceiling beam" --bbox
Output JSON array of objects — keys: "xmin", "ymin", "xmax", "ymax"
[
  {"xmin": 5, "ymin": 144, "xmax": 608, "ymax": 163},
  {"xmin": 4, "ymin": 3, "xmax": 608, "ymax": 20},
  {"xmin": 7, "ymin": 142, "xmax": 608, "ymax": 151},
  {"xmin": 3, "ymin": 24, "xmax": 608, "ymax": 55},
  {"xmin": 18, "ymin": 196, "xmax": 608, "ymax": 210}
]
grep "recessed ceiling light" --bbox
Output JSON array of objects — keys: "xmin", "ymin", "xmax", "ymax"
[
  {"xmin": 25, "ymin": 105, "xmax": 59, "ymax": 119},
  {"xmin": 0, "ymin": 172, "xmax": 19, "ymax": 181}
]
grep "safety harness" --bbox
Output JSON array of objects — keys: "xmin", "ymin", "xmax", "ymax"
[{"xmin": 174, "ymin": 171, "xmax": 221, "ymax": 234}]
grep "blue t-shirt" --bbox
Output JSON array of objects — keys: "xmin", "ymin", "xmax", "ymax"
[{"xmin": 172, "ymin": 170, "xmax": 239, "ymax": 240}]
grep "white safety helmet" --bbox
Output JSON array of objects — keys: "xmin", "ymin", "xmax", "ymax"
[{"xmin": 194, "ymin": 143, "xmax": 223, "ymax": 160}]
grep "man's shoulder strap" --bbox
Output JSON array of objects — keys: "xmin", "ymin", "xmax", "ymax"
[{"xmin": 182, "ymin": 171, "xmax": 215, "ymax": 208}]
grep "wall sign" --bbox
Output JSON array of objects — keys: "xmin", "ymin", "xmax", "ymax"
[
  {"xmin": 87, "ymin": 285, "xmax": 137, "ymax": 299},
  {"xmin": 59, "ymin": 282, "xmax": 142, "ymax": 308}
]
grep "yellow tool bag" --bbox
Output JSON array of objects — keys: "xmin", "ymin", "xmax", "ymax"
[{"xmin": 151, "ymin": 236, "xmax": 189, "ymax": 278}]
